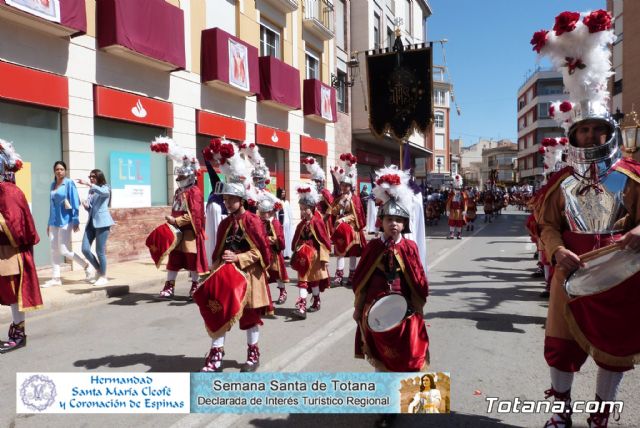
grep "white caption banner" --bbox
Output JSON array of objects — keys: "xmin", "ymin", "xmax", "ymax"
[{"xmin": 17, "ymin": 373, "xmax": 190, "ymax": 413}]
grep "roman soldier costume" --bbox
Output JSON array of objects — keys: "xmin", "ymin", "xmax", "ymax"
[
  {"xmin": 194, "ymin": 140, "xmax": 272, "ymax": 373},
  {"xmin": 464, "ymin": 189, "xmax": 477, "ymax": 231},
  {"xmin": 0, "ymin": 140, "xmax": 42, "ymax": 354},
  {"xmin": 290, "ymin": 185, "xmax": 331, "ymax": 319},
  {"xmin": 353, "ymin": 166, "xmax": 429, "ymax": 372},
  {"xmin": 446, "ymin": 175, "xmax": 467, "ymax": 239},
  {"xmin": 257, "ymin": 192, "xmax": 290, "ymax": 306},
  {"xmin": 330, "ymin": 153, "xmax": 367, "ymax": 287},
  {"xmin": 532, "ymin": 10, "xmax": 640, "ymax": 427},
  {"xmin": 302, "ymin": 156, "xmax": 334, "ymax": 237},
  {"xmin": 149, "ymin": 137, "xmax": 208, "ymax": 300}
]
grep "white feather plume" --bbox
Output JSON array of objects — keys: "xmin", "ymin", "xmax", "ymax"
[{"xmin": 372, "ymin": 165, "xmax": 413, "ymax": 211}]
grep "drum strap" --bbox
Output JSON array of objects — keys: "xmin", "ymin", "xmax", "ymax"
[{"xmin": 384, "ymin": 241, "xmax": 400, "ymax": 287}]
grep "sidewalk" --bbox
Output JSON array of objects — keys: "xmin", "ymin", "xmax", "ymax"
[{"xmin": 1, "ymin": 258, "xmax": 173, "ymax": 323}]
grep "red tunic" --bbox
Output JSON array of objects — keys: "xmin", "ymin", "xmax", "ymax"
[
  {"xmin": 0, "ymin": 182, "xmax": 42, "ymax": 311},
  {"xmin": 353, "ymin": 238, "xmax": 429, "ymax": 371},
  {"xmin": 318, "ymin": 188, "xmax": 335, "ymax": 236},
  {"xmin": 446, "ymin": 194, "xmax": 467, "ymax": 227},
  {"xmin": 166, "ymin": 186, "xmax": 209, "ymax": 274},
  {"xmin": 265, "ymin": 218, "xmax": 289, "ymax": 283},
  {"xmin": 292, "ymin": 210, "xmax": 331, "ymax": 291}
]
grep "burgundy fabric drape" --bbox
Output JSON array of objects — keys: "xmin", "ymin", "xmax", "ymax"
[
  {"xmin": 0, "ymin": 0, "xmax": 86, "ymax": 34},
  {"xmin": 97, "ymin": 0, "xmax": 185, "ymax": 70},
  {"xmin": 303, "ymin": 78, "xmax": 337, "ymax": 122},
  {"xmin": 201, "ymin": 27, "xmax": 259, "ymax": 94},
  {"xmin": 257, "ymin": 56, "xmax": 301, "ymax": 110}
]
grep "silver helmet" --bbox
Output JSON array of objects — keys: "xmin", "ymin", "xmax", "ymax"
[{"xmin": 372, "ymin": 166, "xmax": 413, "ymax": 234}]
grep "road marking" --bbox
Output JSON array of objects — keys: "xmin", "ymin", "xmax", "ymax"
[
  {"xmin": 427, "ymin": 222, "xmax": 488, "ymax": 270},
  {"xmin": 170, "ymin": 310, "xmax": 355, "ymax": 428}
]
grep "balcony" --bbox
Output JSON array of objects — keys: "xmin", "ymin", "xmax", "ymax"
[
  {"xmin": 201, "ymin": 28, "xmax": 259, "ymax": 96},
  {"xmin": 257, "ymin": 56, "xmax": 301, "ymax": 110},
  {"xmin": 97, "ymin": 0, "xmax": 185, "ymax": 72},
  {"xmin": 303, "ymin": 79, "xmax": 336, "ymax": 123},
  {"xmin": 303, "ymin": 0, "xmax": 334, "ymax": 41},
  {"xmin": 0, "ymin": 0, "xmax": 86, "ymax": 37},
  {"xmin": 260, "ymin": 0, "xmax": 299, "ymax": 13}
]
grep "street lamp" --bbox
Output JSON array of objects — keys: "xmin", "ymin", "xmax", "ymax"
[
  {"xmin": 436, "ymin": 158, "xmax": 442, "ymax": 174},
  {"xmin": 621, "ymin": 107, "xmax": 639, "ymax": 154},
  {"xmin": 331, "ymin": 52, "xmax": 360, "ymax": 88}
]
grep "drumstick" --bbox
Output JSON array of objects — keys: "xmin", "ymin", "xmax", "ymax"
[{"xmin": 579, "ymin": 242, "xmax": 623, "ymax": 264}]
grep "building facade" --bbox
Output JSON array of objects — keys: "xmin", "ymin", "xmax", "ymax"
[
  {"xmin": 425, "ymin": 64, "xmax": 452, "ymax": 186},
  {"xmin": 481, "ymin": 141, "xmax": 517, "ymax": 188},
  {"xmin": 0, "ymin": 0, "xmax": 338, "ymax": 267},
  {"xmin": 349, "ymin": 0, "xmax": 432, "ymax": 188},
  {"xmin": 516, "ymin": 69, "xmax": 565, "ymax": 187},
  {"xmin": 608, "ymin": 0, "xmax": 640, "ymax": 116}
]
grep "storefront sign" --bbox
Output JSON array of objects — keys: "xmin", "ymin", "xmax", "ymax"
[
  {"xmin": 255, "ymin": 125, "xmax": 290, "ymax": 150},
  {"xmin": 196, "ymin": 111, "xmax": 246, "ymax": 141},
  {"xmin": 300, "ymin": 136, "xmax": 327, "ymax": 157},
  {"xmin": 109, "ymin": 152, "xmax": 151, "ymax": 208},
  {"xmin": 0, "ymin": 61, "xmax": 68, "ymax": 109},
  {"xmin": 6, "ymin": 0, "xmax": 60, "ymax": 22},
  {"xmin": 94, "ymin": 86, "xmax": 173, "ymax": 128},
  {"xmin": 356, "ymin": 150, "xmax": 385, "ymax": 167}
]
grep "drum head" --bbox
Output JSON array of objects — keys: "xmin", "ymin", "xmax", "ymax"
[
  {"xmin": 367, "ymin": 294, "xmax": 408, "ymax": 333},
  {"xmin": 565, "ymin": 247, "xmax": 640, "ymax": 297}
]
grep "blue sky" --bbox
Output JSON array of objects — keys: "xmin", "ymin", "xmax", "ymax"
[{"xmin": 426, "ymin": 0, "xmax": 606, "ymax": 146}]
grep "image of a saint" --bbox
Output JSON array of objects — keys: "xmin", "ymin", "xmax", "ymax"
[{"xmin": 228, "ymin": 39, "xmax": 249, "ymax": 91}]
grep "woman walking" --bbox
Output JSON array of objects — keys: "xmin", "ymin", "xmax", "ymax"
[
  {"xmin": 42, "ymin": 161, "xmax": 92, "ymax": 287},
  {"xmin": 76, "ymin": 169, "xmax": 114, "ymax": 286}
]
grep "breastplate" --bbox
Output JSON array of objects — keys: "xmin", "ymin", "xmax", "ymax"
[{"xmin": 560, "ymin": 170, "xmax": 628, "ymax": 233}]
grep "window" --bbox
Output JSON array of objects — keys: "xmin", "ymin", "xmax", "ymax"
[
  {"xmin": 538, "ymin": 102, "xmax": 551, "ymax": 119},
  {"xmin": 335, "ymin": 0, "xmax": 345, "ymax": 50},
  {"xmin": 337, "ymin": 70, "xmax": 347, "ymax": 113},
  {"xmin": 305, "ymin": 51, "xmax": 320, "ymax": 80},
  {"xmin": 613, "ymin": 79, "xmax": 623, "ymax": 96},
  {"xmin": 451, "ymin": 162, "xmax": 458, "ymax": 175},
  {"xmin": 260, "ymin": 21, "xmax": 281, "ymax": 59},
  {"xmin": 435, "ymin": 133, "xmax": 445, "ymax": 150},
  {"xmin": 434, "ymin": 89, "xmax": 446, "ymax": 105},
  {"xmin": 387, "ymin": 27, "xmax": 394, "ymax": 49},
  {"xmin": 373, "ymin": 13, "xmax": 381, "ymax": 49},
  {"xmin": 405, "ymin": 0, "xmax": 412, "ymax": 33},
  {"xmin": 435, "ymin": 112, "xmax": 445, "ymax": 128}
]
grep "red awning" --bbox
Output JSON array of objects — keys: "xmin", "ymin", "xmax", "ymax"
[
  {"xmin": 94, "ymin": 86, "xmax": 173, "ymax": 128},
  {"xmin": 257, "ymin": 56, "xmax": 301, "ymax": 110},
  {"xmin": 196, "ymin": 111, "xmax": 246, "ymax": 141},
  {"xmin": 97, "ymin": 0, "xmax": 185, "ymax": 71},
  {"xmin": 0, "ymin": 61, "xmax": 68, "ymax": 109},
  {"xmin": 303, "ymin": 79, "xmax": 337, "ymax": 123},
  {"xmin": 301, "ymin": 136, "xmax": 328, "ymax": 157},
  {"xmin": 201, "ymin": 28, "xmax": 259, "ymax": 95}
]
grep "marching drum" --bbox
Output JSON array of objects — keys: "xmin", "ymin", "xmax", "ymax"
[
  {"xmin": 290, "ymin": 243, "xmax": 317, "ymax": 277},
  {"xmin": 564, "ymin": 243, "xmax": 640, "ymax": 297},
  {"xmin": 366, "ymin": 293, "xmax": 410, "ymax": 333},
  {"xmin": 331, "ymin": 221, "xmax": 356, "ymax": 255},
  {"xmin": 146, "ymin": 223, "xmax": 183, "ymax": 268}
]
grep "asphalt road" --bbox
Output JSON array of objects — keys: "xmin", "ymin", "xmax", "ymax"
[{"xmin": 2, "ymin": 207, "xmax": 638, "ymax": 428}]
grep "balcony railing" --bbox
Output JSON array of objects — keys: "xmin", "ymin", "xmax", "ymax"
[{"xmin": 303, "ymin": 0, "xmax": 334, "ymax": 40}]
